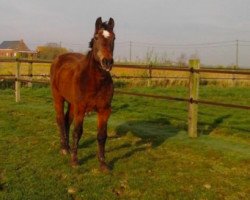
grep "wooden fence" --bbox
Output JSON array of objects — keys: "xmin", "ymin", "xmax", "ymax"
[{"xmin": 1, "ymin": 55, "xmax": 250, "ymax": 138}]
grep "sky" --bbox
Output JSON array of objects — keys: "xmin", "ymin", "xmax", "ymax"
[{"xmin": 1, "ymin": 0, "xmax": 250, "ymax": 67}]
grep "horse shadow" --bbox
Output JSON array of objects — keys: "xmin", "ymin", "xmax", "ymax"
[
  {"xmin": 199, "ymin": 114, "xmax": 232, "ymax": 135},
  {"xmin": 115, "ymin": 118, "xmax": 179, "ymax": 147},
  {"xmin": 108, "ymin": 117, "xmax": 181, "ymax": 169},
  {"xmin": 76, "ymin": 114, "xmax": 235, "ymax": 169},
  {"xmin": 78, "ymin": 137, "xmax": 96, "ymax": 149},
  {"xmin": 76, "ymin": 137, "xmax": 96, "ymax": 165}
]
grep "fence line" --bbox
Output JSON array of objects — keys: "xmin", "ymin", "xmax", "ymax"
[
  {"xmin": 2, "ymin": 74, "xmax": 250, "ymax": 81},
  {"xmin": 114, "ymin": 64, "xmax": 250, "ymax": 75},
  {"xmin": 0, "ymin": 56, "xmax": 250, "ymax": 138},
  {"xmin": 2, "ymin": 77, "xmax": 249, "ymax": 110},
  {"xmin": 1, "ymin": 58, "xmax": 250, "ymax": 75}
]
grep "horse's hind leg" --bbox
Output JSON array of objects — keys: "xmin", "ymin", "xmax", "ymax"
[
  {"xmin": 65, "ymin": 103, "xmax": 74, "ymax": 151},
  {"xmin": 53, "ymin": 95, "xmax": 70, "ymax": 155}
]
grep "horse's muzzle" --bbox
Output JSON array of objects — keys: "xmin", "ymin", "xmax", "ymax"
[{"xmin": 101, "ymin": 58, "xmax": 113, "ymax": 72}]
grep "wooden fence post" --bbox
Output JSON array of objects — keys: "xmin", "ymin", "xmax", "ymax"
[
  {"xmin": 15, "ymin": 53, "xmax": 21, "ymax": 102},
  {"xmin": 28, "ymin": 54, "xmax": 33, "ymax": 88},
  {"xmin": 147, "ymin": 63, "xmax": 152, "ymax": 87},
  {"xmin": 188, "ymin": 59, "xmax": 200, "ymax": 138}
]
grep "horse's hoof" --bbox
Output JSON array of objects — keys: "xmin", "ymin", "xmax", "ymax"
[
  {"xmin": 71, "ymin": 164, "xmax": 79, "ymax": 169},
  {"xmin": 100, "ymin": 163, "xmax": 110, "ymax": 173},
  {"xmin": 61, "ymin": 149, "xmax": 70, "ymax": 155},
  {"xmin": 71, "ymin": 161, "xmax": 79, "ymax": 168},
  {"xmin": 71, "ymin": 162, "xmax": 79, "ymax": 168}
]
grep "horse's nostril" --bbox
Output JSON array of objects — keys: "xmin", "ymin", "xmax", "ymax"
[
  {"xmin": 101, "ymin": 58, "xmax": 108, "ymax": 66},
  {"xmin": 102, "ymin": 58, "xmax": 113, "ymax": 67},
  {"xmin": 107, "ymin": 59, "xmax": 113, "ymax": 66}
]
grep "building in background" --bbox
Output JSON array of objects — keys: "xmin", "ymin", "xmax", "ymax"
[{"xmin": 0, "ymin": 40, "xmax": 36, "ymax": 58}]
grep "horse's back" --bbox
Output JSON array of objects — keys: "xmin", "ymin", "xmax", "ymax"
[
  {"xmin": 50, "ymin": 53, "xmax": 86, "ymax": 101},
  {"xmin": 50, "ymin": 53, "xmax": 85, "ymax": 78}
]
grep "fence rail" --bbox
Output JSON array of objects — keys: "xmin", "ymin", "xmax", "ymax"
[
  {"xmin": 1, "ymin": 57, "xmax": 250, "ymax": 75},
  {"xmin": 0, "ymin": 56, "xmax": 250, "ymax": 138},
  {"xmin": 2, "ymin": 74, "xmax": 250, "ymax": 81}
]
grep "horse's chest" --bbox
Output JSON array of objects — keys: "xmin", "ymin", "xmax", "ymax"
[{"xmin": 85, "ymin": 84, "xmax": 113, "ymax": 112}]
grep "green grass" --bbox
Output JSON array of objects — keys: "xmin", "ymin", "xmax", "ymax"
[{"xmin": 0, "ymin": 85, "xmax": 250, "ymax": 200}]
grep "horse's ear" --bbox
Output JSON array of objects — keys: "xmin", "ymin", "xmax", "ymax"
[
  {"xmin": 95, "ymin": 17, "xmax": 102, "ymax": 32},
  {"xmin": 108, "ymin": 18, "xmax": 115, "ymax": 30}
]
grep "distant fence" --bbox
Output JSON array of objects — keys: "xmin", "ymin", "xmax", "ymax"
[{"xmin": 0, "ymin": 55, "xmax": 250, "ymax": 138}]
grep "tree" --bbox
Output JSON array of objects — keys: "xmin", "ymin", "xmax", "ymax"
[{"xmin": 36, "ymin": 43, "xmax": 68, "ymax": 60}]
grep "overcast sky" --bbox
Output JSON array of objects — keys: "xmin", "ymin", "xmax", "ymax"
[{"xmin": 1, "ymin": 0, "xmax": 250, "ymax": 67}]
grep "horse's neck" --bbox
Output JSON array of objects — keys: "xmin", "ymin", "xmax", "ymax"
[
  {"xmin": 83, "ymin": 51, "xmax": 110, "ymax": 85},
  {"xmin": 86, "ymin": 51, "xmax": 99, "ymax": 71}
]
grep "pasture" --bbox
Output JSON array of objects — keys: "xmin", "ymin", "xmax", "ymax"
[{"xmin": 0, "ymin": 84, "xmax": 249, "ymax": 200}]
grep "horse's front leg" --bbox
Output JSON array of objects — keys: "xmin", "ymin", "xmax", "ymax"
[
  {"xmin": 65, "ymin": 103, "xmax": 74, "ymax": 152},
  {"xmin": 71, "ymin": 106, "xmax": 85, "ymax": 167},
  {"xmin": 97, "ymin": 108, "xmax": 111, "ymax": 172}
]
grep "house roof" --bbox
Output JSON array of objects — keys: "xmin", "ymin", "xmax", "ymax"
[{"xmin": 0, "ymin": 40, "xmax": 31, "ymax": 51}]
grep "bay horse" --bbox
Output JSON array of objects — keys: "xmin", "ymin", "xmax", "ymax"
[{"xmin": 50, "ymin": 17, "xmax": 115, "ymax": 172}]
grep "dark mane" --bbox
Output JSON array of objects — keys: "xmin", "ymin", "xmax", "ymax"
[
  {"xmin": 89, "ymin": 21, "xmax": 111, "ymax": 48},
  {"xmin": 89, "ymin": 39, "xmax": 94, "ymax": 48}
]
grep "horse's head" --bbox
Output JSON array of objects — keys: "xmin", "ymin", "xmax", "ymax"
[{"xmin": 89, "ymin": 17, "xmax": 115, "ymax": 72}]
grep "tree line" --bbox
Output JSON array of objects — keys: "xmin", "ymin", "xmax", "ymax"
[{"xmin": 36, "ymin": 43, "xmax": 68, "ymax": 60}]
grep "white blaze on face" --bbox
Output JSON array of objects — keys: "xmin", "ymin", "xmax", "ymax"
[{"xmin": 102, "ymin": 30, "xmax": 110, "ymax": 38}]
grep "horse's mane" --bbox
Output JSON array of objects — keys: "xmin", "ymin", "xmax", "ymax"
[{"xmin": 89, "ymin": 21, "xmax": 111, "ymax": 48}]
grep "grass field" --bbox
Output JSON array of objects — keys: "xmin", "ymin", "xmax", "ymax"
[{"xmin": 0, "ymin": 85, "xmax": 250, "ymax": 200}]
